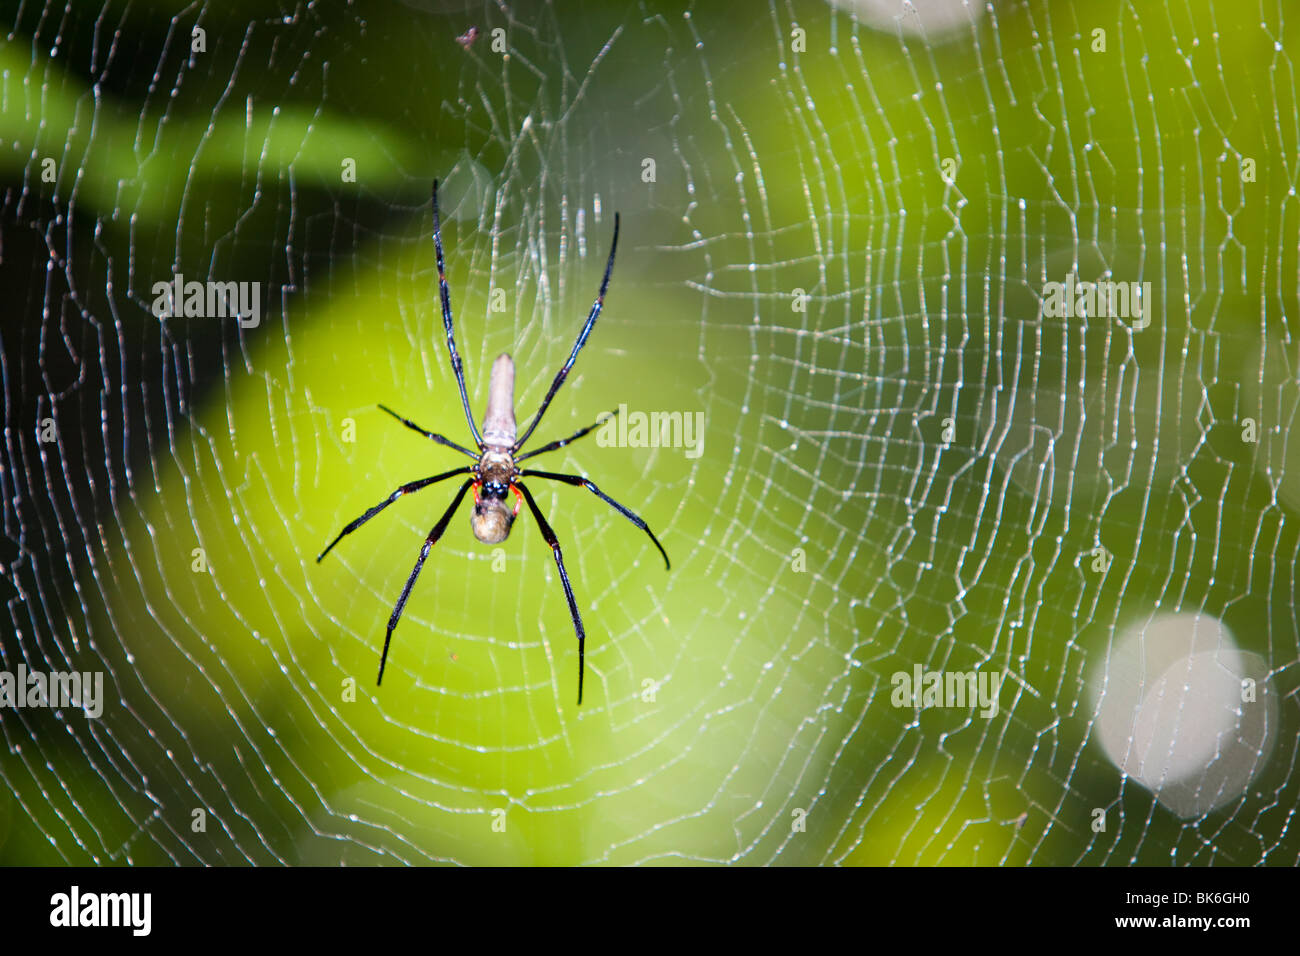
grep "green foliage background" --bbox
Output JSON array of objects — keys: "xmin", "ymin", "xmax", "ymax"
[{"xmin": 0, "ymin": 0, "xmax": 1297, "ymax": 864}]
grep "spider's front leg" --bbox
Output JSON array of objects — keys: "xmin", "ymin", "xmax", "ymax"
[
  {"xmin": 517, "ymin": 468, "xmax": 669, "ymax": 570},
  {"xmin": 317, "ymin": 465, "xmax": 473, "ymax": 562},
  {"xmin": 515, "ymin": 482, "xmax": 588, "ymax": 704},
  {"xmin": 377, "ymin": 477, "xmax": 475, "ymax": 685}
]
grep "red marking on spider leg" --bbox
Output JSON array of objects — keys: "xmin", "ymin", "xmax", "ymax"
[
  {"xmin": 472, "ymin": 481, "xmax": 482, "ymax": 504},
  {"xmin": 510, "ymin": 485, "xmax": 523, "ymax": 517}
]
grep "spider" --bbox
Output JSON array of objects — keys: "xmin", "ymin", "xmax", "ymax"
[{"xmin": 317, "ymin": 180, "xmax": 670, "ymax": 704}]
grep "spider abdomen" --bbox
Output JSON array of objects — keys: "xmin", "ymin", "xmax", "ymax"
[{"xmin": 481, "ymin": 353, "xmax": 517, "ymax": 448}]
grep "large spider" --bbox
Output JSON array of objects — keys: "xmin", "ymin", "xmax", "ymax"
[{"xmin": 318, "ymin": 181, "xmax": 670, "ymax": 704}]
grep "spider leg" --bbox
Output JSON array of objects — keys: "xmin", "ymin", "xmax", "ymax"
[
  {"xmin": 432, "ymin": 179, "xmax": 485, "ymax": 448},
  {"xmin": 378, "ymin": 477, "xmax": 475, "ymax": 685},
  {"xmin": 378, "ymin": 404, "xmax": 479, "ymax": 458},
  {"xmin": 514, "ymin": 408, "xmax": 619, "ymax": 462},
  {"xmin": 317, "ymin": 466, "xmax": 473, "ymax": 562},
  {"xmin": 519, "ymin": 469, "xmax": 670, "ymax": 570},
  {"xmin": 514, "ymin": 213, "xmax": 620, "ymax": 453},
  {"xmin": 515, "ymin": 482, "xmax": 588, "ymax": 705}
]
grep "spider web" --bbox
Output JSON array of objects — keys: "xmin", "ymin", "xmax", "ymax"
[{"xmin": 1, "ymin": 0, "xmax": 1297, "ymax": 865}]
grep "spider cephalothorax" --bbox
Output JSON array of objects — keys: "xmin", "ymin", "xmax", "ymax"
[
  {"xmin": 470, "ymin": 460, "xmax": 520, "ymax": 545},
  {"xmin": 317, "ymin": 180, "xmax": 670, "ymax": 704}
]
